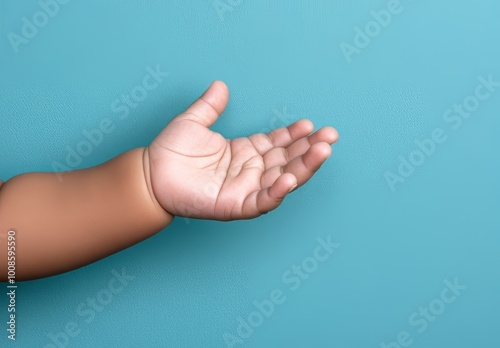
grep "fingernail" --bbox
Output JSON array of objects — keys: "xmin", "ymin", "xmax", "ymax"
[{"xmin": 288, "ymin": 184, "xmax": 297, "ymax": 193}]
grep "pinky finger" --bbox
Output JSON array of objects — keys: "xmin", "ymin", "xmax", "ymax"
[{"xmin": 242, "ymin": 173, "xmax": 297, "ymax": 218}]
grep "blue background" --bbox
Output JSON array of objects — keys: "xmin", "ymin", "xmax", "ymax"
[{"xmin": 1, "ymin": 0, "xmax": 499, "ymax": 347}]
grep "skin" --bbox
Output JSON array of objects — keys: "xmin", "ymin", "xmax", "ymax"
[{"xmin": 0, "ymin": 81, "xmax": 338, "ymax": 281}]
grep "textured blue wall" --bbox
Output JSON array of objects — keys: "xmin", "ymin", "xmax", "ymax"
[{"xmin": 1, "ymin": 0, "xmax": 499, "ymax": 347}]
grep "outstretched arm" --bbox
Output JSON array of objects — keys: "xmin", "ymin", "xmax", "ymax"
[
  {"xmin": 0, "ymin": 81, "xmax": 338, "ymax": 281},
  {"xmin": 0, "ymin": 148, "xmax": 173, "ymax": 281}
]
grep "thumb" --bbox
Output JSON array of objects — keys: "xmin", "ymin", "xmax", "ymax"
[{"xmin": 179, "ymin": 80, "xmax": 229, "ymax": 128}]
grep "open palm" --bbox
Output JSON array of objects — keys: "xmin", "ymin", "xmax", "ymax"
[{"xmin": 147, "ymin": 81, "xmax": 338, "ymax": 220}]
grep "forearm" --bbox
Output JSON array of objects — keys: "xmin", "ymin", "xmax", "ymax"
[{"xmin": 0, "ymin": 148, "xmax": 173, "ymax": 281}]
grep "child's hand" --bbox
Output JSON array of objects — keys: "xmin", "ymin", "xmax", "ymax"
[{"xmin": 146, "ymin": 81, "xmax": 338, "ymax": 220}]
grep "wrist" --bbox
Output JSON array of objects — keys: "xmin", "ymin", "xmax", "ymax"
[{"xmin": 141, "ymin": 147, "xmax": 174, "ymax": 219}]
